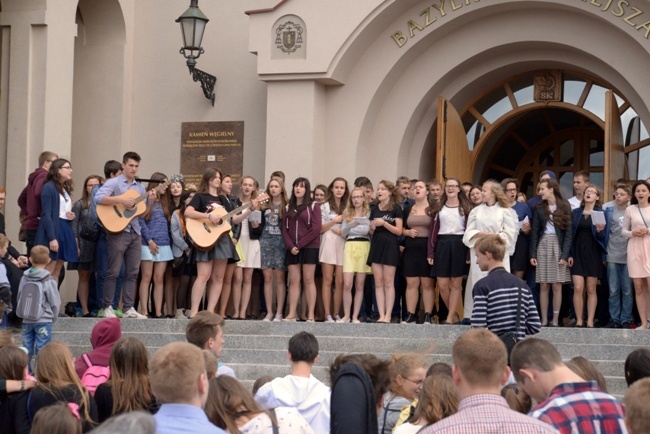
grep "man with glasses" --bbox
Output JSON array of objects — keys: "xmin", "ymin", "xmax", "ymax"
[{"xmin": 18, "ymin": 151, "xmax": 58, "ymax": 256}]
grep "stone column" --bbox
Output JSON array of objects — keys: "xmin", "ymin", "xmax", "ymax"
[{"xmin": 0, "ymin": 0, "xmax": 77, "ymax": 243}]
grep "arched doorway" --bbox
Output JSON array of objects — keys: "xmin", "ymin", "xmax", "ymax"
[{"xmin": 434, "ymin": 70, "xmax": 649, "ymax": 199}]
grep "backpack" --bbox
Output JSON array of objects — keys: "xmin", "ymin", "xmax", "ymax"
[
  {"xmin": 79, "ymin": 206, "xmax": 100, "ymax": 242},
  {"xmin": 80, "ymin": 353, "xmax": 110, "ymax": 396},
  {"xmin": 16, "ymin": 280, "xmax": 46, "ymax": 321},
  {"xmin": 88, "ymin": 183, "xmax": 105, "ymax": 232}
]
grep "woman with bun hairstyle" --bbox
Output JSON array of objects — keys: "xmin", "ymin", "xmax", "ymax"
[
  {"xmin": 282, "ymin": 178, "xmax": 322, "ymax": 322},
  {"xmin": 462, "ymin": 180, "xmax": 518, "ymax": 321},
  {"xmin": 529, "ymin": 178, "xmax": 573, "ymax": 327},
  {"xmin": 623, "ymin": 179, "xmax": 650, "ymax": 329},
  {"xmin": 340, "ymin": 187, "xmax": 371, "ymax": 323},
  {"xmin": 570, "ymin": 184, "xmax": 606, "ymax": 328},
  {"xmin": 427, "ymin": 177, "xmax": 472, "ymax": 325},
  {"xmin": 401, "ymin": 180, "xmax": 434, "ymax": 324},
  {"xmin": 35, "ymin": 158, "xmax": 78, "ymax": 278},
  {"xmin": 368, "ymin": 180, "xmax": 403, "ymax": 324},
  {"xmin": 378, "ymin": 353, "xmax": 426, "ymax": 434},
  {"xmin": 319, "ymin": 177, "xmax": 349, "ymax": 323}
]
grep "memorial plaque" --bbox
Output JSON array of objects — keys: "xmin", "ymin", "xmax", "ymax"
[{"xmin": 180, "ymin": 121, "xmax": 244, "ymax": 196}]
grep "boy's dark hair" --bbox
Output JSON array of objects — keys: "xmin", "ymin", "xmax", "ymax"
[
  {"xmin": 354, "ymin": 176, "xmax": 373, "ymax": 189},
  {"xmin": 122, "ymin": 151, "xmax": 141, "ymax": 164},
  {"xmin": 288, "ymin": 331, "xmax": 319, "ymax": 363},
  {"xmin": 426, "ymin": 362, "xmax": 452, "ymax": 378},
  {"xmin": 626, "ymin": 348, "xmax": 650, "ymax": 386},
  {"xmin": 104, "ymin": 160, "xmax": 122, "ymax": 179},
  {"xmin": 186, "ymin": 311, "xmax": 224, "ymax": 349}
]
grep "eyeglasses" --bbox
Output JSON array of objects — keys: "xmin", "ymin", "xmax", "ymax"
[
  {"xmin": 505, "ymin": 188, "xmax": 518, "ymax": 193},
  {"xmin": 351, "ymin": 196, "xmax": 364, "ymax": 200},
  {"xmin": 584, "ymin": 190, "xmax": 599, "ymax": 195},
  {"xmin": 445, "ymin": 185, "xmax": 459, "ymax": 189},
  {"xmin": 60, "ymin": 166, "xmax": 72, "ymax": 170},
  {"xmin": 403, "ymin": 377, "xmax": 425, "ymax": 386}
]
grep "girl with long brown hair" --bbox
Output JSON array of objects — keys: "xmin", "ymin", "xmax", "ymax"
[
  {"xmin": 340, "ymin": 187, "xmax": 371, "ymax": 323},
  {"xmin": 393, "ymin": 374, "xmax": 458, "ymax": 433},
  {"xmin": 462, "ymin": 179, "xmax": 518, "ymax": 321},
  {"xmin": 35, "ymin": 158, "xmax": 78, "ymax": 278},
  {"xmin": 319, "ymin": 177, "xmax": 350, "ymax": 322},
  {"xmin": 282, "ymin": 178, "xmax": 322, "ymax": 322},
  {"xmin": 70, "ymin": 175, "xmax": 103, "ymax": 316},
  {"xmin": 427, "ymin": 177, "xmax": 472, "ymax": 324},
  {"xmin": 529, "ymin": 178, "xmax": 573, "ymax": 327},
  {"xmin": 170, "ymin": 188, "xmax": 197, "ymax": 318},
  {"xmin": 185, "ymin": 168, "xmax": 259, "ymax": 317},
  {"xmin": 368, "ymin": 180, "xmax": 403, "ymax": 324},
  {"xmin": 94, "ymin": 336, "xmax": 156, "ymax": 423},
  {"xmin": 571, "ymin": 184, "xmax": 606, "ymax": 328},
  {"xmin": 255, "ymin": 177, "xmax": 288, "ymax": 321},
  {"xmin": 27, "ymin": 342, "xmax": 97, "ymax": 432},
  {"xmin": 138, "ymin": 172, "xmax": 172, "ymax": 317},
  {"xmin": 205, "ymin": 376, "xmax": 313, "ymax": 433}
]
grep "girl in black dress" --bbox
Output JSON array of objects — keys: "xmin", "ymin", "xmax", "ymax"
[
  {"xmin": 401, "ymin": 180, "xmax": 434, "ymax": 324},
  {"xmin": 571, "ymin": 184, "xmax": 606, "ymax": 328},
  {"xmin": 368, "ymin": 180, "xmax": 403, "ymax": 324}
]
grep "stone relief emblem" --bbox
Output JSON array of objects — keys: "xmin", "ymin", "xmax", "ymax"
[
  {"xmin": 275, "ymin": 21, "xmax": 304, "ymax": 54},
  {"xmin": 534, "ymin": 70, "xmax": 562, "ymax": 103}
]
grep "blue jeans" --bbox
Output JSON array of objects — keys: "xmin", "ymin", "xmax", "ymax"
[
  {"xmin": 607, "ymin": 262, "xmax": 634, "ymax": 324},
  {"xmin": 94, "ymin": 231, "xmax": 124, "ymax": 310},
  {"xmin": 22, "ymin": 322, "xmax": 52, "ymax": 372}
]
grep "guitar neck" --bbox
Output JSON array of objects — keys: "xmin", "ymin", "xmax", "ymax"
[
  {"xmin": 134, "ymin": 181, "xmax": 169, "ymax": 205},
  {"xmin": 221, "ymin": 202, "xmax": 253, "ymax": 222}
]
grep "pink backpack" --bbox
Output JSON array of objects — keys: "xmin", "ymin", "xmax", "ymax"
[{"xmin": 80, "ymin": 353, "xmax": 110, "ymax": 395}]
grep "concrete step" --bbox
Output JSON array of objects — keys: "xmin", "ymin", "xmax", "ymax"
[{"xmin": 48, "ymin": 318, "xmax": 644, "ymax": 398}]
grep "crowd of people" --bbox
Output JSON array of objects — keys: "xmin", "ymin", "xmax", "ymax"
[
  {"xmin": 0, "ymin": 322, "xmax": 649, "ymax": 433},
  {"xmin": 2, "ymin": 151, "xmax": 650, "ymax": 332}
]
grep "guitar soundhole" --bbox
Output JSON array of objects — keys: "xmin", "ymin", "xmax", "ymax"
[
  {"xmin": 202, "ymin": 222, "xmax": 212, "ymax": 233},
  {"xmin": 112, "ymin": 206, "xmax": 123, "ymax": 218}
]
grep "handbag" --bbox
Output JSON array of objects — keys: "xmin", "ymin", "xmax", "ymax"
[{"xmin": 499, "ymin": 282, "xmax": 523, "ymax": 362}]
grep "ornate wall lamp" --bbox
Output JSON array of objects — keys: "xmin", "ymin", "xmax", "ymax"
[{"xmin": 177, "ymin": 0, "xmax": 216, "ymax": 105}]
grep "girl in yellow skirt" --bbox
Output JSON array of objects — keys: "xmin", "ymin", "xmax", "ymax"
[{"xmin": 339, "ymin": 187, "xmax": 372, "ymax": 323}]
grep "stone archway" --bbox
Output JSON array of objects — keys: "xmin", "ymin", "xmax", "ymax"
[
  {"xmin": 71, "ymin": 0, "xmax": 127, "ymax": 182},
  {"xmin": 249, "ymin": 0, "xmax": 650, "ymax": 184}
]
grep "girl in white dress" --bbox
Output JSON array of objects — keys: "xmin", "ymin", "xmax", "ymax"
[{"xmin": 462, "ymin": 180, "xmax": 518, "ymax": 320}]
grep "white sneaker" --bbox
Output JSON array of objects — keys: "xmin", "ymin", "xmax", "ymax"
[
  {"xmin": 273, "ymin": 313, "xmax": 283, "ymax": 322},
  {"xmin": 325, "ymin": 314, "xmax": 335, "ymax": 323},
  {"xmin": 103, "ymin": 306, "xmax": 117, "ymax": 319},
  {"xmin": 123, "ymin": 307, "xmax": 148, "ymax": 319},
  {"xmin": 175, "ymin": 309, "xmax": 186, "ymax": 319},
  {"xmin": 263, "ymin": 313, "xmax": 273, "ymax": 322}
]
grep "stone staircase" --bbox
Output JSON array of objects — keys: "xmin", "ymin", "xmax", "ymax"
[{"xmin": 51, "ymin": 318, "xmax": 649, "ymax": 397}]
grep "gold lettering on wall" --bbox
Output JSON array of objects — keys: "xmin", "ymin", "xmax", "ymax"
[
  {"xmin": 391, "ymin": 0, "xmax": 481, "ymax": 48},
  {"xmin": 392, "ymin": 0, "xmax": 650, "ymax": 48}
]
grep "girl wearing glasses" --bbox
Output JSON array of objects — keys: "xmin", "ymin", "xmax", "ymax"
[
  {"xmin": 401, "ymin": 180, "xmax": 434, "ymax": 324},
  {"xmin": 35, "ymin": 158, "xmax": 78, "ymax": 279},
  {"xmin": 570, "ymin": 184, "xmax": 606, "ymax": 328},
  {"xmin": 427, "ymin": 177, "xmax": 472, "ymax": 324},
  {"xmin": 339, "ymin": 187, "xmax": 371, "ymax": 323},
  {"xmin": 378, "ymin": 354, "xmax": 426, "ymax": 434}
]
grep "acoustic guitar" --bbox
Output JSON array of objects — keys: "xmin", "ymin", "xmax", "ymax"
[
  {"xmin": 187, "ymin": 193, "xmax": 269, "ymax": 250},
  {"xmin": 97, "ymin": 178, "xmax": 172, "ymax": 234}
]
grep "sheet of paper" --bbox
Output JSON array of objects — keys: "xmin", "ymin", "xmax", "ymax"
[{"xmin": 591, "ymin": 210, "xmax": 606, "ymax": 226}]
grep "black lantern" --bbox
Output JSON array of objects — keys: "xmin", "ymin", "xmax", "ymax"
[{"xmin": 177, "ymin": 0, "xmax": 216, "ymax": 105}]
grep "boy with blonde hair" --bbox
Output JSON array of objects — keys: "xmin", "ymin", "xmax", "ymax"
[{"xmin": 17, "ymin": 245, "xmax": 60, "ymax": 369}]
